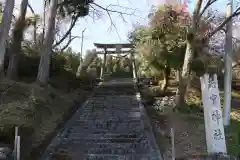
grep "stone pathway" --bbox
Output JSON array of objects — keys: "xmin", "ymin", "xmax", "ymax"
[{"xmin": 40, "ymin": 79, "xmax": 162, "ymax": 160}]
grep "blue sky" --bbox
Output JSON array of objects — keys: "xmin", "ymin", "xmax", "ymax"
[
  {"xmin": 13, "ymin": 0, "xmax": 229, "ymax": 55},
  {"xmin": 14, "ymin": 0, "xmax": 162, "ymax": 54}
]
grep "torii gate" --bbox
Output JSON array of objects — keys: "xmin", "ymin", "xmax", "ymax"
[{"xmin": 93, "ymin": 43, "xmax": 137, "ymax": 81}]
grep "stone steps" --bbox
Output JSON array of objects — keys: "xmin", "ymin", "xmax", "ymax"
[
  {"xmin": 51, "ymin": 152, "xmax": 157, "ymax": 160},
  {"xmin": 62, "ymin": 134, "xmax": 147, "ymax": 142},
  {"xmin": 40, "ymin": 79, "xmax": 162, "ymax": 160},
  {"xmin": 83, "ymin": 153, "xmax": 160, "ymax": 160},
  {"xmin": 71, "ymin": 120, "xmax": 143, "ymax": 126},
  {"xmin": 56, "ymin": 140, "xmax": 150, "ymax": 154},
  {"xmin": 65, "ymin": 128, "xmax": 143, "ymax": 135},
  {"xmin": 67, "ymin": 122, "xmax": 143, "ymax": 129},
  {"xmin": 78, "ymin": 111, "xmax": 141, "ymax": 116},
  {"xmin": 64, "ymin": 128, "xmax": 143, "ymax": 135},
  {"xmin": 60, "ymin": 138, "xmax": 146, "ymax": 143}
]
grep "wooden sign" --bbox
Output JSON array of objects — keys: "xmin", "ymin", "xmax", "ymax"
[{"xmin": 200, "ymin": 74, "xmax": 227, "ymax": 154}]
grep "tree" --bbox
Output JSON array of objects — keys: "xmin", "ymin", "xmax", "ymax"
[
  {"xmin": 76, "ymin": 49, "xmax": 97, "ymax": 77},
  {"xmin": 53, "ymin": 0, "xmax": 138, "ymax": 49},
  {"xmin": 177, "ymin": 0, "xmax": 240, "ymax": 106},
  {"xmin": 35, "ymin": 0, "xmax": 94, "ymax": 85},
  {"xmin": 0, "ymin": 0, "xmax": 15, "ymax": 76},
  {"xmin": 36, "ymin": 0, "xmax": 138, "ymax": 84},
  {"xmin": 129, "ymin": 26, "xmax": 153, "ymax": 77},
  {"xmin": 149, "ymin": 4, "xmax": 190, "ymax": 91},
  {"xmin": 27, "ymin": 4, "xmax": 39, "ymax": 44},
  {"xmin": 7, "ymin": 0, "xmax": 29, "ymax": 80},
  {"xmin": 130, "ymin": 4, "xmax": 189, "ymax": 92},
  {"xmin": 52, "ymin": 0, "xmax": 93, "ymax": 48},
  {"xmin": 36, "ymin": 0, "xmax": 58, "ymax": 85}
]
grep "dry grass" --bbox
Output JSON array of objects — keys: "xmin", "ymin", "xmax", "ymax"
[
  {"xmin": 141, "ymin": 84, "xmax": 240, "ymax": 158},
  {"xmin": 146, "ymin": 105, "xmax": 240, "ymax": 158},
  {"xmin": 230, "ymin": 109, "xmax": 240, "ymax": 121},
  {"xmin": 0, "ymin": 79, "xmax": 92, "ymax": 158},
  {"xmin": 146, "ymin": 104, "xmax": 207, "ymax": 159}
]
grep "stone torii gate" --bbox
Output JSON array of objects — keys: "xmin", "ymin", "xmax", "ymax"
[{"xmin": 94, "ymin": 43, "xmax": 137, "ymax": 81}]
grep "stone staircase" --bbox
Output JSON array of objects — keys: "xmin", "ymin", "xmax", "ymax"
[{"xmin": 40, "ymin": 79, "xmax": 162, "ymax": 160}]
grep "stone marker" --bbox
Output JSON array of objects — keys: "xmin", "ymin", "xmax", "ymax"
[{"xmin": 200, "ymin": 74, "xmax": 227, "ymax": 154}]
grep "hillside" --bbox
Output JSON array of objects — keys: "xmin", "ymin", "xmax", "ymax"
[{"xmin": 0, "ymin": 77, "xmax": 95, "ymax": 159}]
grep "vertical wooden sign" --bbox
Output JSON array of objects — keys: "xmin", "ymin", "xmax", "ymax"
[{"xmin": 200, "ymin": 73, "xmax": 227, "ymax": 154}]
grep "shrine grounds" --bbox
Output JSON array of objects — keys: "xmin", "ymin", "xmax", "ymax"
[{"xmin": 140, "ymin": 79, "xmax": 240, "ymax": 159}]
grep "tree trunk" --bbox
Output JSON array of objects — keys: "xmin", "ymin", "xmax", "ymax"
[
  {"xmin": 0, "ymin": 0, "xmax": 15, "ymax": 77},
  {"xmin": 36, "ymin": 0, "xmax": 57, "ymax": 85},
  {"xmin": 42, "ymin": 0, "xmax": 47, "ymax": 44},
  {"xmin": 187, "ymin": 72, "xmax": 195, "ymax": 91},
  {"xmin": 7, "ymin": 0, "xmax": 28, "ymax": 80},
  {"xmin": 33, "ymin": 21, "xmax": 37, "ymax": 44},
  {"xmin": 161, "ymin": 66, "xmax": 170, "ymax": 93},
  {"xmin": 177, "ymin": 41, "xmax": 195, "ymax": 106},
  {"xmin": 176, "ymin": 0, "xmax": 202, "ymax": 107},
  {"xmin": 7, "ymin": 53, "xmax": 20, "ymax": 80}
]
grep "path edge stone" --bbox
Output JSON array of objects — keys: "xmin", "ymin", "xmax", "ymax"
[{"xmin": 133, "ymin": 80, "xmax": 164, "ymax": 160}]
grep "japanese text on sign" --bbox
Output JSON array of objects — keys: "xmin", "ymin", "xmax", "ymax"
[
  {"xmin": 209, "ymin": 94, "xmax": 218, "ymax": 105},
  {"xmin": 212, "ymin": 110, "xmax": 221, "ymax": 125},
  {"xmin": 213, "ymin": 129, "xmax": 224, "ymax": 140}
]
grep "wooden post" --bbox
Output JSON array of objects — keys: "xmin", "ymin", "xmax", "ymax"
[
  {"xmin": 14, "ymin": 126, "xmax": 18, "ymax": 160},
  {"xmin": 171, "ymin": 128, "xmax": 175, "ymax": 160},
  {"xmin": 100, "ymin": 48, "xmax": 107, "ymax": 80},
  {"xmin": 16, "ymin": 136, "xmax": 20, "ymax": 160},
  {"xmin": 131, "ymin": 52, "xmax": 137, "ymax": 81}
]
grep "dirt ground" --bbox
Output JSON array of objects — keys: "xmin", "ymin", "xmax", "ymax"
[
  {"xmin": 146, "ymin": 105, "xmax": 207, "ymax": 159},
  {"xmin": 141, "ymin": 85, "xmax": 240, "ymax": 159}
]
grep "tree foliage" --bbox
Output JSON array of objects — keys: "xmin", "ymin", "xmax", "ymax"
[
  {"xmin": 130, "ymin": 4, "xmax": 190, "ymax": 78},
  {"xmin": 58, "ymin": 0, "xmax": 92, "ymax": 16}
]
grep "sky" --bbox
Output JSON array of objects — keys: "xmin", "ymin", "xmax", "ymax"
[
  {"xmin": 13, "ymin": 0, "xmax": 162, "ymax": 55},
  {"xmin": 11, "ymin": 0, "xmax": 230, "ymax": 55}
]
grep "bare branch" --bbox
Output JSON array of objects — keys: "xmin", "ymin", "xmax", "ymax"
[
  {"xmin": 91, "ymin": 2, "xmax": 137, "ymax": 16},
  {"xmin": 199, "ymin": 0, "xmax": 218, "ymax": 17},
  {"xmin": 88, "ymin": 5, "xmax": 104, "ymax": 20},
  {"xmin": 60, "ymin": 35, "xmax": 80, "ymax": 52},
  {"xmin": 195, "ymin": 0, "xmax": 204, "ymax": 15},
  {"xmin": 89, "ymin": 4, "xmax": 124, "ymax": 38},
  {"xmin": 105, "ymin": 8, "xmax": 121, "ymax": 40},
  {"xmin": 53, "ymin": 14, "xmax": 79, "ymax": 48},
  {"xmin": 192, "ymin": 0, "xmax": 204, "ymax": 31},
  {"xmin": 89, "ymin": 2, "xmax": 140, "ymax": 40},
  {"xmin": 27, "ymin": 3, "xmax": 35, "ymax": 14},
  {"xmin": 204, "ymin": 7, "xmax": 240, "ymax": 40}
]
